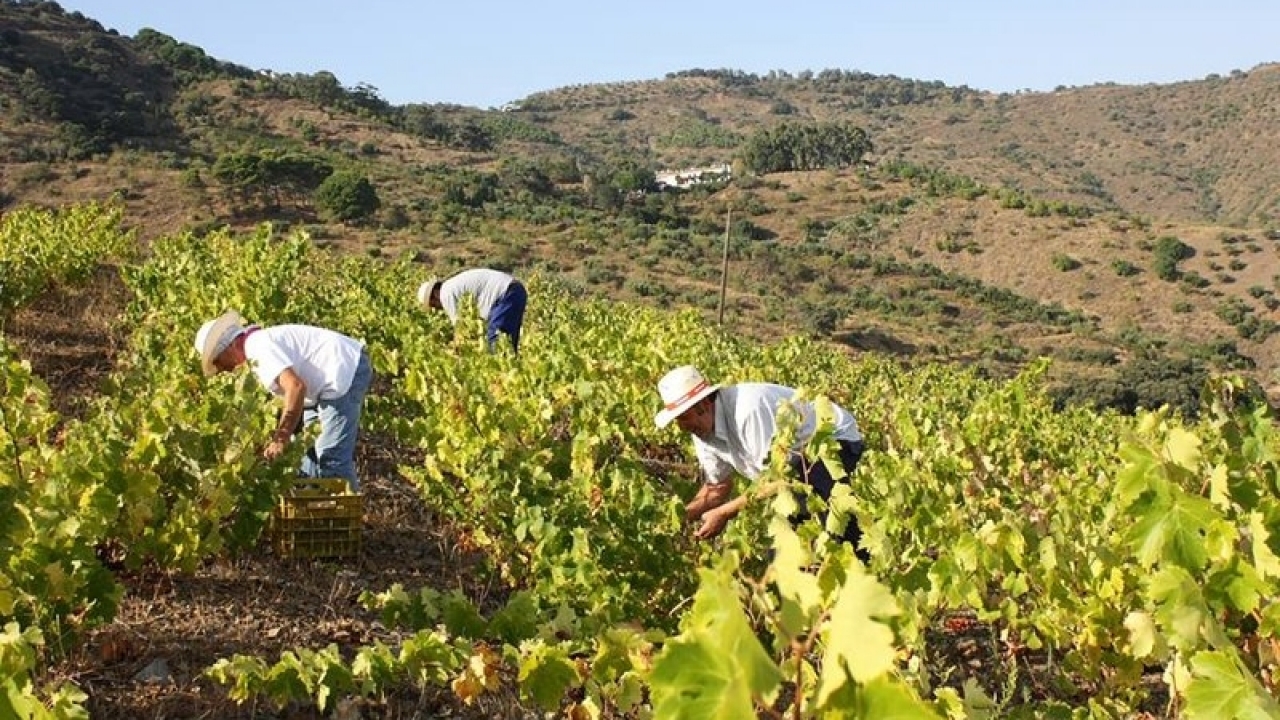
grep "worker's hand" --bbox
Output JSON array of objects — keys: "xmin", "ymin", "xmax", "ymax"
[
  {"xmin": 685, "ymin": 483, "xmax": 732, "ymax": 521},
  {"xmin": 263, "ymin": 437, "xmax": 287, "ymax": 461},
  {"xmin": 680, "ymin": 489, "xmax": 711, "ymax": 517},
  {"xmin": 694, "ymin": 504, "xmax": 732, "ymax": 541}
]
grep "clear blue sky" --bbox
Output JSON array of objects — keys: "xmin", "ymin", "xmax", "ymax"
[{"xmin": 58, "ymin": 0, "xmax": 1280, "ymax": 109}]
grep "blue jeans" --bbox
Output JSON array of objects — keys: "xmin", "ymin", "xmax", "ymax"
[
  {"xmin": 300, "ymin": 350, "xmax": 372, "ymax": 490},
  {"xmin": 486, "ymin": 280, "xmax": 527, "ymax": 354}
]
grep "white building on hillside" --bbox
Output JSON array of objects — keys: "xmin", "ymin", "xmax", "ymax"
[{"xmin": 655, "ymin": 163, "xmax": 732, "ymax": 190}]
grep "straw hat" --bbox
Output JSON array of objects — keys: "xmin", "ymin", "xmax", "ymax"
[
  {"xmin": 417, "ymin": 278, "xmax": 441, "ymax": 306},
  {"xmin": 194, "ymin": 310, "xmax": 245, "ymax": 376},
  {"xmin": 654, "ymin": 365, "xmax": 719, "ymax": 428}
]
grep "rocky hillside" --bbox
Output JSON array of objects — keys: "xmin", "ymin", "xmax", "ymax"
[
  {"xmin": 4, "ymin": 0, "xmax": 1280, "ymax": 413},
  {"xmin": 515, "ymin": 66, "xmax": 1280, "ymax": 226}
]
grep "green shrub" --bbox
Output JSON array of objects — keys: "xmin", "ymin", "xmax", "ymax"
[
  {"xmin": 1215, "ymin": 298, "xmax": 1251, "ymax": 326},
  {"xmin": 1152, "ymin": 235, "xmax": 1193, "ymax": 280},
  {"xmin": 180, "ymin": 168, "xmax": 205, "ymax": 189},
  {"xmin": 314, "ymin": 171, "xmax": 381, "ymax": 222},
  {"xmin": 1052, "ymin": 253, "xmax": 1082, "ymax": 271},
  {"xmin": 1180, "ymin": 272, "xmax": 1210, "ymax": 289},
  {"xmin": 1111, "ymin": 259, "xmax": 1139, "ymax": 277}
]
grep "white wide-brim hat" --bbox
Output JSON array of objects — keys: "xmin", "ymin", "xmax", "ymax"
[
  {"xmin": 194, "ymin": 310, "xmax": 245, "ymax": 376},
  {"xmin": 417, "ymin": 278, "xmax": 441, "ymax": 306},
  {"xmin": 654, "ymin": 365, "xmax": 719, "ymax": 428}
]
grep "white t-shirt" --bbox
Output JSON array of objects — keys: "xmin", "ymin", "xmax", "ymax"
[
  {"xmin": 692, "ymin": 383, "xmax": 861, "ymax": 485},
  {"xmin": 439, "ymin": 268, "xmax": 514, "ymax": 322},
  {"xmin": 244, "ymin": 325, "xmax": 365, "ymax": 406}
]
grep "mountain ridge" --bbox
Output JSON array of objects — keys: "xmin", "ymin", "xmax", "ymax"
[{"xmin": 4, "ymin": 0, "xmax": 1280, "ymax": 413}]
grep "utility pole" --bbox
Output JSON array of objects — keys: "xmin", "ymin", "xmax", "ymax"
[{"xmin": 717, "ymin": 207, "xmax": 731, "ymax": 326}]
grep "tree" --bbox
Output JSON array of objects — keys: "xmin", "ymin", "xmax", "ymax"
[
  {"xmin": 497, "ymin": 158, "xmax": 556, "ymax": 200},
  {"xmin": 398, "ymin": 104, "xmax": 451, "ymax": 142},
  {"xmin": 452, "ymin": 122, "xmax": 494, "ymax": 152},
  {"xmin": 606, "ymin": 159, "xmax": 656, "ymax": 194},
  {"xmin": 739, "ymin": 121, "xmax": 873, "ymax": 175},
  {"xmin": 292, "ymin": 71, "xmax": 346, "ymax": 107},
  {"xmin": 441, "ymin": 171, "xmax": 499, "ymax": 209},
  {"xmin": 133, "ymin": 28, "xmax": 253, "ymax": 85},
  {"xmin": 314, "ymin": 171, "xmax": 381, "ymax": 222},
  {"xmin": 261, "ymin": 151, "xmax": 333, "ymax": 206},
  {"xmin": 211, "ymin": 150, "xmax": 332, "ymax": 209},
  {"xmin": 211, "ymin": 151, "xmax": 266, "ymax": 205}
]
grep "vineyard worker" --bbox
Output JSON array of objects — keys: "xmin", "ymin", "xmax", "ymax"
[
  {"xmin": 194, "ymin": 311, "xmax": 373, "ymax": 491},
  {"xmin": 655, "ymin": 365, "xmax": 867, "ymax": 557},
  {"xmin": 417, "ymin": 268, "xmax": 527, "ymax": 354}
]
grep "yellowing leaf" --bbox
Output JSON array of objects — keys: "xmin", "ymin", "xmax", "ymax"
[
  {"xmin": 814, "ymin": 674, "xmax": 942, "ymax": 719},
  {"xmin": 648, "ymin": 641, "xmax": 756, "ymax": 720},
  {"xmin": 1249, "ymin": 511, "xmax": 1280, "ymax": 579},
  {"xmin": 518, "ymin": 642, "xmax": 579, "ymax": 711},
  {"xmin": 769, "ymin": 519, "xmax": 821, "ymax": 637},
  {"xmin": 1128, "ymin": 486, "xmax": 1215, "ymax": 570},
  {"xmin": 1148, "ymin": 567, "xmax": 1209, "ymax": 653},
  {"xmin": 1206, "ymin": 463, "xmax": 1230, "ymax": 509},
  {"xmin": 1163, "ymin": 427, "xmax": 1201, "ymax": 470},
  {"xmin": 816, "ymin": 567, "xmax": 900, "ymax": 704},
  {"xmin": 1185, "ymin": 651, "xmax": 1280, "ymax": 720},
  {"xmin": 649, "ymin": 564, "xmax": 781, "ymax": 719},
  {"xmin": 1123, "ymin": 611, "xmax": 1158, "ymax": 658}
]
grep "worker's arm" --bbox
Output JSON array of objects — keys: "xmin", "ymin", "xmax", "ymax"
[
  {"xmin": 693, "ymin": 494, "xmax": 747, "ymax": 540},
  {"xmin": 685, "ymin": 479, "xmax": 733, "ymax": 521},
  {"xmin": 693, "ymin": 480, "xmax": 786, "ymax": 541},
  {"xmin": 264, "ymin": 368, "xmax": 307, "ymax": 461}
]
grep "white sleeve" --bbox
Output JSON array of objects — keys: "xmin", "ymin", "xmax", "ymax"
[
  {"xmin": 247, "ymin": 340, "xmax": 293, "ymax": 395},
  {"xmin": 693, "ymin": 438, "xmax": 734, "ymax": 485},
  {"xmin": 440, "ymin": 287, "xmax": 461, "ymax": 323},
  {"xmin": 739, "ymin": 404, "xmax": 779, "ymax": 479}
]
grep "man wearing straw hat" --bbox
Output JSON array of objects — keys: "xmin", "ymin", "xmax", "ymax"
[
  {"xmin": 654, "ymin": 365, "xmax": 866, "ymax": 556},
  {"xmin": 417, "ymin": 268, "xmax": 527, "ymax": 354},
  {"xmin": 194, "ymin": 311, "xmax": 373, "ymax": 490}
]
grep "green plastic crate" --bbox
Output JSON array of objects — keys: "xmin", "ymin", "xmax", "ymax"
[{"xmin": 270, "ymin": 479, "xmax": 363, "ymax": 559}]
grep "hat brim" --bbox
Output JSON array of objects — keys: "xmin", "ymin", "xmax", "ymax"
[
  {"xmin": 417, "ymin": 279, "xmax": 441, "ymax": 306},
  {"xmin": 199, "ymin": 311, "xmax": 243, "ymax": 376},
  {"xmin": 654, "ymin": 384, "xmax": 718, "ymax": 429}
]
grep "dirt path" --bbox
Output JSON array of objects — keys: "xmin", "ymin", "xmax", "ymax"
[{"xmin": 65, "ymin": 466, "xmax": 521, "ymax": 719}]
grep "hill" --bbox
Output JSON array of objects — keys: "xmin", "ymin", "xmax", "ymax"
[
  {"xmin": 3, "ymin": 0, "xmax": 1280, "ymax": 413},
  {"xmin": 518, "ymin": 66, "xmax": 1280, "ymax": 225}
]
